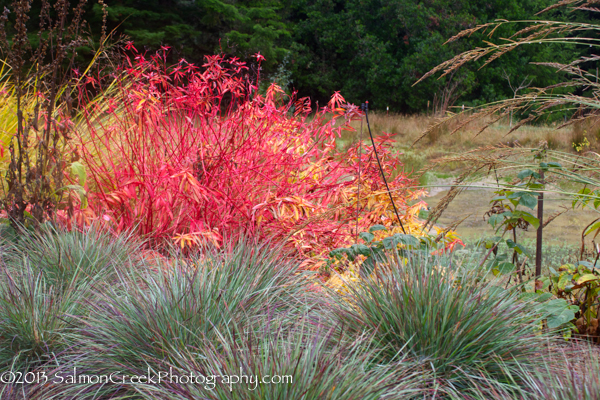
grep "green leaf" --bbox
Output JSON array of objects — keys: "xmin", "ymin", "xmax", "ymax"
[
  {"xmin": 574, "ymin": 187, "xmax": 592, "ymax": 209},
  {"xmin": 359, "ymin": 232, "xmax": 375, "ymax": 243},
  {"xmin": 71, "ymin": 161, "xmax": 87, "ymax": 186},
  {"xmin": 395, "ymin": 234, "xmax": 421, "ymax": 247},
  {"xmin": 329, "ymin": 248, "xmax": 350, "ymax": 258},
  {"xmin": 349, "ymin": 244, "xmax": 370, "ymax": 256},
  {"xmin": 519, "ymin": 194, "xmax": 537, "ymax": 210},
  {"xmin": 547, "ymin": 308, "xmax": 576, "ymax": 329},
  {"xmin": 487, "ymin": 214, "xmax": 504, "ymax": 228},
  {"xmin": 368, "ymin": 225, "xmax": 387, "ymax": 233},
  {"xmin": 521, "ymin": 213, "xmax": 540, "ymax": 229},
  {"xmin": 507, "ymin": 239, "xmax": 527, "ymax": 255},
  {"xmin": 557, "ymin": 274, "xmax": 572, "ymax": 290},
  {"xmin": 536, "ymin": 293, "xmax": 553, "ymax": 302},
  {"xmin": 382, "ymin": 236, "xmax": 395, "ymax": 250},
  {"xmin": 544, "ymin": 299, "xmax": 570, "ymax": 314},
  {"xmin": 493, "ymin": 261, "xmax": 516, "ymax": 275},
  {"xmin": 584, "ymin": 220, "xmax": 600, "ymax": 236},
  {"xmin": 578, "ymin": 261, "xmax": 594, "ymax": 269},
  {"xmin": 517, "ymin": 169, "xmax": 536, "ymax": 179},
  {"xmin": 78, "ymin": 188, "xmax": 88, "ymax": 209}
]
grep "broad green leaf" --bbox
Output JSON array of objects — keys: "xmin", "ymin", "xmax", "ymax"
[
  {"xmin": 557, "ymin": 274, "xmax": 572, "ymax": 290},
  {"xmin": 382, "ymin": 236, "xmax": 395, "ymax": 250},
  {"xmin": 487, "ymin": 214, "xmax": 504, "ymax": 228},
  {"xmin": 494, "ymin": 261, "xmax": 515, "ymax": 275},
  {"xmin": 329, "ymin": 248, "xmax": 350, "ymax": 258},
  {"xmin": 544, "ymin": 299, "xmax": 571, "ymax": 314},
  {"xmin": 536, "ymin": 293, "xmax": 553, "ymax": 302},
  {"xmin": 521, "ymin": 213, "xmax": 540, "ymax": 229},
  {"xmin": 350, "ymin": 244, "xmax": 372, "ymax": 257},
  {"xmin": 547, "ymin": 308, "xmax": 576, "ymax": 329},
  {"xmin": 517, "ymin": 169, "xmax": 535, "ymax": 179},
  {"xmin": 506, "ymin": 239, "xmax": 526, "ymax": 254},
  {"xmin": 368, "ymin": 225, "xmax": 387, "ymax": 233},
  {"xmin": 519, "ymin": 194, "xmax": 537, "ymax": 209},
  {"xmin": 359, "ymin": 232, "xmax": 374, "ymax": 243}
]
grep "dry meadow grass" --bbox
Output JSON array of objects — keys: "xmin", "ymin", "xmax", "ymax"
[
  {"xmin": 337, "ymin": 113, "xmax": 600, "ymax": 246},
  {"xmin": 340, "ymin": 112, "xmax": 600, "ymax": 177}
]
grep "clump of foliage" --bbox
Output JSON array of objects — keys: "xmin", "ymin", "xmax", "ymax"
[
  {"xmin": 0, "ymin": 228, "xmax": 595, "ymax": 399},
  {"xmin": 0, "ymin": 260, "xmax": 78, "ymax": 375},
  {"xmin": 328, "ymin": 250, "xmax": 552, "ymax": 397},
  {"xmin": 0, "ymin": 0, "xmax": 105, "ymax": 229},
  {"xmin": 41, "ymin": 239, "xmax": 316, "ymax": 397},
  {"xmin": 71, "ymin": 47, "xmax": 423, "ymax": 268},
  {"xmin": 0, "ymin": 225, "xmax": 140, "ymax": 398},
  {"xmin": 526, "ymin": 342, "xmax": 600, "ymax": 400},
  {"xmin": 2, "ymin": 222, "xmax": 142, "ymax": 291}
]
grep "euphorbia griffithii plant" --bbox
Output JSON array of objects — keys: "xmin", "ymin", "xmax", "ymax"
[{"xmin": 70, "ymin": 48, "xmax": 427, "ymax": 269}]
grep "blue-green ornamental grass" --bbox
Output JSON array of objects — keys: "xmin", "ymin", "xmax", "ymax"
[
  {"xmin": 43, "ymin": 239, "xmax": 319, "ymax": 398},
  {"xmin": 0, "ymin": 226, "xmax": 143, "ymax": 399},
  {"xmin": 2, "ymin": 223, "xmax": 143, "ymax": 292},
  {"xmin": 2, "ymin": 227, "xmax": 600, "ymax": 399},
  {"xmin": 328, "ymin": 250, "xmax": 555, "ymax": 396},
  {"xmin": 520, "ymin": 342, "xmax": 600, "ymax": 400},
  {"xmin": 140, "ymin": 321, "xmax": 427, "ymax": 400}
]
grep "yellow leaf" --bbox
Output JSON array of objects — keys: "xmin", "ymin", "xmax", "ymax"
[{"xmin": 577, "ymin": 274, "xmax": 599, "ymax": 285}]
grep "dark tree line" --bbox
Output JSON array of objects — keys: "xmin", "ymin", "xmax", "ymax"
[{"xmin": 0, "ymin": 0, "xmax": 595, "ymax": 113}]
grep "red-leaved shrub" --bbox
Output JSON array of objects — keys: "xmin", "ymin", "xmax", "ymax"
[{"xmin": 70, "ymin": 48, "xmax": 426, "ymax": 269}]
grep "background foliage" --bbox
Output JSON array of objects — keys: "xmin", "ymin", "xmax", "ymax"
[{"xmin": 0, "ymin": 0, "xmax": 594, "ymax": 112}]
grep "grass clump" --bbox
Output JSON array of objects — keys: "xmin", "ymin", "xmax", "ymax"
[
  {"xmin": 0, "ymin": 225, "xmax": 144, "ymax": 399},
  {"xmin": 2, "ymin": 223, "xmax": 142, "ymax": 292},
  {"xmin": 3, "ymin": 226, "xmax": 600, "ymax": 399},
  {"xmin": 0, "ymin": 260, "xmax": 82, "ymax": 398},
  {"xmin": 329, "ymin": 251, "xmax": 551, "ymax": 396},
  {"xmin": 521, "ymin": 342, "xmax": 600, "ymax": 400},
  {"xmin": 46, "ymin": 239, "xmax": 318, "ymax": 398},
  {"xmin": 142, "ymin": 322, "xmax": 426, "ymax": 400}
]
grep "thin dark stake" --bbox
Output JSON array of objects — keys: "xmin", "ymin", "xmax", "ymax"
[{"xmin": 363, "ymin": 102, "xmax": 406, "ymax": 234}]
